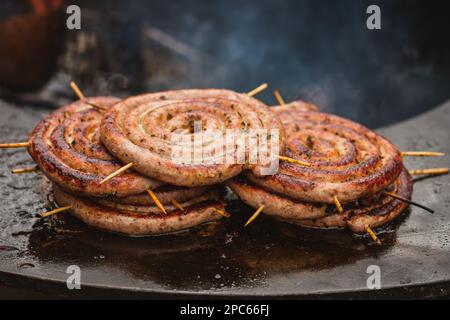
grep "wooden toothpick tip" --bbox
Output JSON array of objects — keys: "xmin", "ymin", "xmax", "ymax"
[
  {"xmin": 409, "ymin": 168, "xmax": 449, "ymax": 176},
  {"xmin": 333, "ymin": 195, "xmax": 344, "ymax": 214},
  {"xmin": 69, "ymin": 81, "xmax": 106, "ymax": 111},
  {"xmin": 278, "ymin": 155, "xmax": 311, "ymax": 167},
  {"xmin": 212, "ymin": 207, "xmax": 231, "ymax": 218},
  {"xmin": 99, "ymin": 162, "xmax": 133, "ymax": 184},
  {"xmin": 384, "ymin": 191, "xmax": 434, "ymax": 214},
  {"xmin": 401, "ymin": 151, "xmax": 445, "ymax": 157},
  {"xmin": 244, "ymin": 205, "xmax": 265, "ymax": 227},
  {"xmin": 171, "ymin": 199, "xmax": 185, "ymax": 212},
  {"xmin": 86, "ymin": 102, "xmax": 107, "ymax": 112},
  {"xmin": 365, "ymin": 224, "xmax": 382, "ymax": 245},
  {"xmin": 11, "ymin": 166, "xmax": 40, "ymax": 174},
  {"xmin": 40, "ymin": 205, "xmax": 72, "ymax": 218},
  {"xmin": 0, "ymin": 142, "xmax": 29, "ymax": 149},
  {"xmin": 70, "ymin": 81, "xmax": 85, "ymax": 99},
  {"xmin": 273, "ymin": 89, "xmax": 285, "ymax": 105},
  {"xmin": 147, "ymin": 189, "xmax": 167, "ymax": 214},
  {"xmin": 247, "ymin": 83, "xmax": 268, "ymax": 97}
]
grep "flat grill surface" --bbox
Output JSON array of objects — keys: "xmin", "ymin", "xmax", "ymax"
[{"xmin": 0, "ymin": 99, "xmax": 449, "ymax": 298}]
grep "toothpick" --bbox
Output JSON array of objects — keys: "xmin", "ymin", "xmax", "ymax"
[
  {"xmin": 365, "ymin": 224, "xmax": 382, "ymax": 245},
  {"xmin": 171, "ymin": 199, "xmax": 185, "ymax": 212},
  {"xmin": 278, "ymin": 155, "xmax": 311, "ymax": 167},
  {"xmin": 147, "ymin": 189, "xmax": 167, "ymax": 214},
  {"xmin": 99, "ymin": 162, "xmax": 134, "ymax": 184},
  {"xmin": 273, "ymin": 89, "xmax": 285, "ymax": 105},
  {"xmin": 0, "ymin": 142, "xmax": 29, "ymax": 149},
  {"xmin": 401, "ymin": 151, "xmax": 445, "ymax": 157},
  {"xmin": 244, "ymin": 204, "xmax": 265, "ymax": 227},
  {"xmin": 69, "ymin": 81, "xmax": 106, "ymax": 111},
  {"xmin": 333, "ymin": 195, "xmax": 344, "ymax": 214},
  {"xmin": 86, "ymin": 102, "xmax": 107, "ymax": 112},
  {"xmin": 40, "ymin": 205, "xmax": 72, "ymax": 218},
  {"xmin": 409, "ymin": 168, "xmax": 449, "ymax": 176},
  {"xmin": 70, "ymin": 81, "xmax": 85, "ymax": 99},
  {"xmin": 246, "ymin": 83, "xmax": 268, "ymax": 97},
  {"xmin": 11, "ymin": 166, "xmax": 40, "ymax": 174},
  {"xmin": 384, "ymin": 191, "xmax": 434, "ymax": 214},
  {"xmin": 212, "ymin": 207, "xmax": 231, "ymax": 218}
]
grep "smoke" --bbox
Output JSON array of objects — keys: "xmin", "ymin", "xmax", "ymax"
[{"xmin": 75, "ymin": 0, "xmax": 450, "ymax": 128}]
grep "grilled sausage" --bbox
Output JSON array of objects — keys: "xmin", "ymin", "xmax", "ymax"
[
  {"xmin": 97, "ymin": 192, "xmax": 215, "ymax": 214},
  {"xmin": 100, "ymin": 89, "xmax": 284, "ymax": 186},
  {"xmin": 247, "ymin": 101, "xmax": 403, "ymax": 203},
  {"xmin": 228, "ymin": 176, "xmax": 332, "ymax": 220},
  {"xmin": 111, "ymin": 185, "xmax": 208, "ymax": 206},
  {"xmin": 53, "ymin": 185, "xmax": 225, "ymax": 236},
  {"xmin": 29, "ymin": 97, "xmax": 161, "ymax": 197},
  {"xmin": 231, "ymin": 169, "xmax": 412, "ymax": 233}
]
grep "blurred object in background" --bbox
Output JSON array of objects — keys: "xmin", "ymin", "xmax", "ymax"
[
  {"xmin": 0, "ymin": 0, "xmax": 449, "ymax": 126},
  {"xmin": 141, "ymin": 24, "xmax": 213, "ymax": 90},
  {"xmin": 0, "ymin": 0, "xmax": 65, "ymax": 92},
  {"xmin": 58, "ymin": 8, "xmax": 145, "ymax": 97}
]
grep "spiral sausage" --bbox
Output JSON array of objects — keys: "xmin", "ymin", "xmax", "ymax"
[
  {"xmin": 100, "ymin": 89, "xmax": 284, "ymax": 186},
  {"xmin": 278, "ymin": 169, "xmax": 413, "ymax": 233},
  {"xmin": 112, "ymin": 185, "xmax": 208, "ymax": 206},
  {"xmin": 228, "ymin": 177, "xmax": 331, "ymax": 220},
  {"xmin": 229, "ymin": 169, "xmax": 412, "ymax": 233},
  {"xmin": 29, "ymin": 97, "xmax": 161, "ymax": 197},
  {"xmin": 97, "ymin": 192, "xmax": 215, "ymax": 214},
  {"xmin": 246, "ymin": 101, "xmax": 403, "ymax": 203},
  {"xmin": 53, "ymin": 185, "xmax": 225, "ymax": 236},
  {"xmin": 54, "ymin": 187, "xmax": 224, "ymax": 236}
]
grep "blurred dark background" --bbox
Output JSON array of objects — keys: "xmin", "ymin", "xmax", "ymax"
[{"xmin": 0, "ymin": 0, "xmax": 449, "ymax": 128}]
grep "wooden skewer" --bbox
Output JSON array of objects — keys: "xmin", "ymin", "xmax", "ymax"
[
  {"xmin": 11, "ymin": 166, "xmax": 40, "ymax": 174},
  {"xmin": 147, "ymin": 188, "xmax": 167, "ymax": 214},
  {"xmin": 278, "ymin": 155, "xmax": 311, "ymax": 167},
  {"xmin": 246, "ymin": 83, "xmax": 268, "ymax": 97},
  {"xmin": 171, "ymin": 199, "xmax": 185, "ymax": 212},
  {"xmin": 409, "ymin": 168, "xmax": 449, "ymax": 176},
  {"xmin": 212, "ymin": 207, "xmax": 231, "ymax": 218},
  {"xmin": 99, "ymin": 162, "xmax": 134, "ymax": 184},
  {"xmin": 69, "ymin": 81, "xmax": 106, "ymax": 111},
  {"xmin": 333, "ymin": 195, "xmax": 344, "ymax": 214},
  {"xmin": 244, "ymin": 204, "xmax": 265, "ymax": 227},
  {"xmin": 384, "ymin": 191, "xmax": 434, "ymax": 214},
  {"xmin": 271, "ymin": 89, "xmax": 310, "ymax": 168},
  {"xmin": 86, "ymin": 102, "xmax": 107, "ymax": 112},
  {"xmin": 70, "ymin": 81, "xmax": 85, "ymax": 99},
  {"xmin": 41, "ymin": 205, "xmax": 72, "ymax": 218},
  {"xmin": 401, "ymin": 151, "xmax": 445, "ymax": 157},
  {"xmin": 365, "ymin": 224, "xmax": 382, "ymax": 245},
  {"xmin": 273, "ymin": 89, "xmax": 285, "ymax": 105},
  {"xmin": 0, "ymin": 142, "xmax": 29, "ymax": 149}
]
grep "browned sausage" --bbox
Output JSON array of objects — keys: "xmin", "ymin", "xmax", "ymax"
[
  {"xmin": 53, "ymin": 185, "xmax": 225, "ymax": 236},
  {"xmin": 28, "ymin": 97, "xmax": 161, "ymax": 197},
  {"xmin": 247, "ymin": 101, "xmax": 403, "ymax": 203},
  {"xmin": 228, "ymin": 176, "xmax": 332, "ymax": 220},
  {"xmin": 100, "ymin": 89, "xmax": 284, "ymax": 186},
  {"xmin": 111, "ymin": 184, "xmax": 208, "ymax": 206},
  {"xmin": 234, "ymin": 169, "xmax": 412, "ymax": 233}
]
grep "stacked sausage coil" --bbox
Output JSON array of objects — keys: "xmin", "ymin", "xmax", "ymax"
[
  {"xmin": 228, "ymin": 101, "xmax": 413, "ymax": 233},
  {"xmin": 29, "ymin": 97, "xmax": 226, "ymax": 236},
  {"xmin": 100, "ymin": 89, "xmax": 284, "ymax": 186},
  {"xmin": 24, "ymin": 88, "xmax": 413, "ymax": 237}
]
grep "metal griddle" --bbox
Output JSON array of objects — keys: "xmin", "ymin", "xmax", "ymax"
[{"xmin": 0, "ymin": 99, "xmax": 449, "ymax": 299}]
